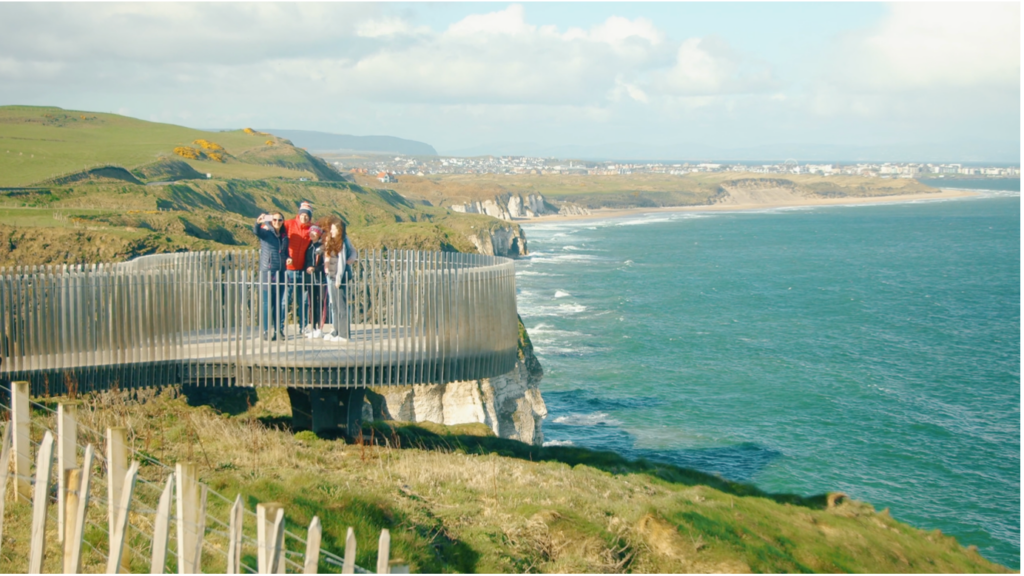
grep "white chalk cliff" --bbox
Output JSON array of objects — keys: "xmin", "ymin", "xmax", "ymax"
[
  {"xmin": 468, "ymin": 225, "xmax": 528, "ymax": 258},
  {"xmin": 368, "ymin": 318, "xmax": 547, "ymax": 445},
  {"xmin": 451, "ymin": 193, "xmax": 589, "ymax": 221}
]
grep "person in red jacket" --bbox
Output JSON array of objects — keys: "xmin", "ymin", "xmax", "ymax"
[{"xmin": 282, "ymin": 201, "xmax": 314, "ymax": 333}]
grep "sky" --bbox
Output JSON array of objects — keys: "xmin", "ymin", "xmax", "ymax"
[{"xmin": 0, "ymin": 2, "xmax": 1019, "ymax": 162}]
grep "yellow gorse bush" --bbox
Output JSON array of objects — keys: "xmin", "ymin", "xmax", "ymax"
[
  {"xmin": 265, "ymin": 140, "xmax": 275, "ymax": 146},
  {"xmin": 192, "ymin": 139, "xmax": 225, "ymax": 151},
  {"xmin": 243, "ymin": 127, "xmax": 256, "ymax": 135},
  {"xmin": 207, "ymin": 152, "xmax": 226, "ymax": 163},
  {"xmin": 173, "ymin": 146, "xmax": 203, "ymax": 160}
]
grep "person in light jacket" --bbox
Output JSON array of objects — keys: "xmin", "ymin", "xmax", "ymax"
[
  {"xmin": 254, "ymin": 212, "xmax": 289, "ymax": 340},
  {"xmin": 321, "ymin": 215, "xmax": 356, "ymax": 342}
]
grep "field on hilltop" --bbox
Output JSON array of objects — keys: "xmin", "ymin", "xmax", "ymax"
[
  {"xmin": 0, "ymin": 387, "xmax": 1007, "ymax": 574},
  {"xmin": 349, "ymin": 171, "xmax": 940, "ymax": 211},
  {"xmin": 0, "ymin": 106, "xmax": 518, "ymax": 267},
  {"xmin": 0, "ymin": 178, "xmax": 506, "ymax": 266},
  {"xmin": 0, "ymin": 105, "xmax": 340, "ymax": 186}
]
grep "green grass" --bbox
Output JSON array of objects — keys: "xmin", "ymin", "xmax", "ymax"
[
  {"xmin": 0, "ymin": 106, "xmax": 337, "ymax": 186},
  {"xmin": 1, "ymin": 388, "xmax": 1007, "ymax": 574},
  {"xmin": 0, "ymin": 177, "xmax": 520, "ymax": 266}
]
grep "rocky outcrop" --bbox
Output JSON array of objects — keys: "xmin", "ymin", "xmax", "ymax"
[
  {"xmin": 451, "ymin": 193, "xmax": 589, "ymax": 221},
  {"xmin": 468, "ymin": 224, "xmax": 528, "ymax": 258},
  {"xmin": 558, "ymin": 203, "xmax": 591, "ymax": 216},
  {"xmin": 450, "ymin": 199, "xmax": 511, "ymax": 220},
  {"xmin": 368, "ymin": 316, "xmax": 547, "ymax": 445}
]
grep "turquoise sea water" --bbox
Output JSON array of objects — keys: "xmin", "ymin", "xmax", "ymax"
[{"xmin": 516, "ymin": 191, "xmax": 1020, "ymax": 568}]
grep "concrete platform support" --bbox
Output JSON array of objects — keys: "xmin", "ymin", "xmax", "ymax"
[{"xmin": 287, "ymin": 388, "xmax": 366, "ymax": 439}]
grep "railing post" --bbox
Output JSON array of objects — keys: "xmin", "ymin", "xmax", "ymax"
[
  {"xmin": 0, "ymin": 422, "xmax": 11, "ymax": 556},
  {"xmin": 175, "ymin": 462, "xmax": 200, "ymax": 575},
  {"xmin": 28, "ymin": 430, "xmax": 54, "ymax": 574},
  {"xmin": 304, "ymin": 516, "xmax": 322, "ymax": 574},
  {"xmin": 106, "ymin": 460, "xmax": 140, "ymax": 574},
  {"xmin": 66, "ymin": 444, "xmax": 94, "ymax": 575},
  {"xmin": 62, "ymin": 469, "xmax": 81, "ymax": 573},
  {"xmin": 227, "ymin": 494, "xmax": 243, "ymax": 574},
  {"xmin": 376, "ymin": 528, "xmax": 391, "ymax": 575},
  {"xmin": 106, "ymin": 426, "xmax": 130, "ymax": 572},
  {"xmin": 150, "ymin": 472, "xmax": 174, "ymax": 575},
  {"xmin": 342, "ymin": 527, "xmax": 356, "ymax": 574},
  {"xmin": 57, "ymin": 401, "xmax": 78, "ymax": 542},
  {"xmin": 195, "ymin": 484, "xmax": 208, "ymax": 573},
  {"xmin": 256, "ymin": 502, "xmax": 284, "ymax": 574},
  {"xmin": 12, "ymin": 381, "xmax": 31, "ymax": 499}
]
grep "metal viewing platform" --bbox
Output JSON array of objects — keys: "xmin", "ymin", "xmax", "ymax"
[{"xmin": 0, "ymin": 250, "xmax": 519, "ymax": 397}]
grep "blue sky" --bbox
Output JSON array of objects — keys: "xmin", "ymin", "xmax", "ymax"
[{"xmin": 0, "ymin": 2, "xmax": 1018, "ymax": 161}]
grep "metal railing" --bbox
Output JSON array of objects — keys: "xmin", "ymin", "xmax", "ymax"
[{"xmin": 0, "ymin": 250, "xmax": 519, "ymax": 394}]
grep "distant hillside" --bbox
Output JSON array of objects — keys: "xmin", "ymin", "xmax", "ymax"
[
  {"xmin": 0, "ymin": 106, "xmax": 344, "ymax": 186},
  {"xmin": 263, "ymin": 129, "xmax": 438, "ymax": 157}
]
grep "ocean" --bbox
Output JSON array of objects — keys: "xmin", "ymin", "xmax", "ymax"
[{"xmin": 516, "ymin": 187, "xmax": 1020, "ymax": 568}]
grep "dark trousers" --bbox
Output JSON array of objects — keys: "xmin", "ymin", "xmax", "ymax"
[
  {"xmin": 283, "ymin": 270, "xmax": 308, "ymax": 328},
  {"xmin": 306, "ymin": 278, "xmax": 327, "ymax": 330},
  {"xmin": 259, "ymin": 272, "xmax": 285, "ymax": 335}
]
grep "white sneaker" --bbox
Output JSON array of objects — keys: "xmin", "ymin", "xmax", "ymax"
[{"xmin": 305, "ymin": 329, "xmax": 322, "ymax": 339}]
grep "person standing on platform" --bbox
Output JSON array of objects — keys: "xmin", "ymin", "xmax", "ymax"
[
  {"xmin": 254, "ymin": 212, "xmax": 288, "ymax": 340},
  {"xmin": 322, "ymin": 215, "xmax": 357, "ymax": 342},
  {"xmin": 303, "ymin": 224, "xmax": 327, "ymax": 339},
  {"xmin": 283, "ymin": 201, "xmax": 314, "ymax": 335}
]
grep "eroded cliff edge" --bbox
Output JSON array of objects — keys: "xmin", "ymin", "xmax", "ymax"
[{"xmin": 367, "ymin": 315, "xmax": 547, "ymax": 445}]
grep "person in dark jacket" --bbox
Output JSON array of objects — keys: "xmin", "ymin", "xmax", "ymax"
[
  {"xmin": 255, "ymin": 212, "xmax": 289, "ymax": 340},
  {"xmin": 303, "ymin": 225, "xmax": 326, "ymax": 338}
]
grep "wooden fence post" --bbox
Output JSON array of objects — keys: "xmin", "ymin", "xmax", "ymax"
[
  {"xmin": 194, "ymin": 484, "xmax": 208, "ymax": 573},
  {"xmin": 106, "ymin": 460, "xmax": 140, "ymax": 574},
  {"xmin": 303, "ymin": 516, "xmax": 322, "ymax": 574},
  {"xmin": 66, "ymin": 444, "xmax": 94, "ymax": 575},
  {"xmin": 227, "ymin": 494, "xmax": 243, "ymax": 574},
  {"xmin": 62, "ymin": 469, "xmax": 80, "ymax": 573},
  {"xmin": 28, "ymin": 430, "xmax": 55, "ymax": 574},
  {"xmin": 175, "ymin": 462, "xmax": 200, "ymax": 575},
  {"xmin": 150, "ymin": 472, "xmax": 174, "ymax": 575},
  {"xmin": 257, "ymin": 502, "xmax": 284, "ymax": 574},
  {"xmin": 12, "ymin": 381, "xmax": 31, "ymax": 499},
  {"xmin": 57, "ymin": 401, "xmax": 78, "ymax": 543},
  {"xmin": 376, "ymin": 529, "xmax": 391, "ymax": 575},
  {"xmin": 0, "ymin": 421, "xmax": 12, "ymax": 557},
  {"xmin": 342, "ymin": 527, "xmax": 356, "ymax": 574},
  {"xmin": 106, "ymin": 427, "xmax": 130, "ymax": 572}
]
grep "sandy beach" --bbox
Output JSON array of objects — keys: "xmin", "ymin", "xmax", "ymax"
[{"xmin": 524, "ymin": 188, "xmax": 978, "ymax": 223}]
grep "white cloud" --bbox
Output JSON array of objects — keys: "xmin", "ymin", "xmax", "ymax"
[
  {"xmin": 656, "ymin": 36, "xmax": 777, "ymax": 96},
  {"xmin": 357, "ymin": 17, "xmax": 428, "ymax": 39},
  {"xmin": 831, "ymin": 3, "xmax": 1019, "ymax": 91},
  {"xmin": 806, "ymin": 2, "xmax": 1019, "ymax": 127},
  {"xmin": 445, "ymin": 4, "xmax": 534, "ymax": 37},
  {"xmin": 586, "ymin": 16, "xmax": 663, "ymax": 46}
]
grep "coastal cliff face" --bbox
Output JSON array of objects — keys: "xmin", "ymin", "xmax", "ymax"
[
  {"xmin": 368, "ymin": 317, "xmax": 547, "ymax": 445},
  {"xmin": 451, "ymin": 192, "xmax": 590, "ymax": 221},
  {"xmin": 468, "ymin": 224, "xmax": 528, "ymax": 257}
]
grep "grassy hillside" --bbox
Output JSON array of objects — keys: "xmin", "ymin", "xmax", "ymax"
[
  {"xmin": 1, "ymin": 387, "xmax": 1007, "ymax": 574},
  {"xmin": 351, "ymin": 172, "xmax": 939, "ymax": 210},
  {"xmin": 0, "ymin": 105, "xmax": 341, "ymax": 186},
  {"xmin": 0, "ymin": 178, "xmax": 508, "ymax": 266}
]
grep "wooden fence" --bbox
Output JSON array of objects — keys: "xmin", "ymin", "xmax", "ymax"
[{"xmin": 0, "ymin": 381, "xmax": 405, "ymax": 574}]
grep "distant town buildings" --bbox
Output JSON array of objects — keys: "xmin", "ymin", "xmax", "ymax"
[{"xmin": 328, "ymin": 156, "xmax": 1019, "ymax": 180}]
